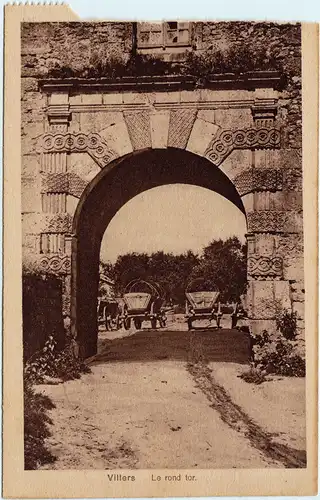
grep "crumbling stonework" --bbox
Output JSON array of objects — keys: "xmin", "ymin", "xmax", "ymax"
[{"xmin": 21, "ymin": 22, "xmax": 303, "ymax": 358}]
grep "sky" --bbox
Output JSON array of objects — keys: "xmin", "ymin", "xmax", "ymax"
[{"xmin": 100, "ymin": 184, "xmax": 247, "ymax": 263}]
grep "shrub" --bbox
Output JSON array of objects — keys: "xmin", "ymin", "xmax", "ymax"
[
  {"xmin": 276, "ymin": 309, "xmax": 298, "ymax": 340},
  {"xmin": 24, "ymin": 372, "xmax": 56, "ymax": 469},
  {"xmin": 242, "ymin": 309, "xmax": 305, "ymax": 384},
  {"xmin": 258, "ymin": 339, "xmax": 305, "ymax": 377},
  {"xmin": 25, "ymin": 335, "xmax": 91, "ymax": 384},
  {"xmin": 239, "ymin": 365, "xmax": 267, "ymax": 385}
]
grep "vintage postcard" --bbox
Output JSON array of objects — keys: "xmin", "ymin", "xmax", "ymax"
[{"xmin": 3, "ymin": 4, "xmax": 318, "ymax": 498}]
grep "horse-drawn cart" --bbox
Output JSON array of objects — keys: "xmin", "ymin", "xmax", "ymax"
[
  {"xmin": 97, "ymin": 298, "xmax": 121, "ymax": 331},
  {"xmin": 185, "ymin": 279, "xmax": 221, "ymax": 330},
  {"xmin": 121, "ymin": 280, "xmax": 167, "ymax": 330}
]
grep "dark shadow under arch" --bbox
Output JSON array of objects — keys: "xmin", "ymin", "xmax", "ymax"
[{"xmin": 72, "ymin": 148, "xmax": 246, "ymax": 358}]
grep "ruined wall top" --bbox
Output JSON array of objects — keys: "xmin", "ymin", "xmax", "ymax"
[
  {"xmin": 21, "ymin": 22, "xmax": 301, "ymax": 78},
  {"xmin": 21, "ymin": 22, "xmax": 302, "ymax": 150}
]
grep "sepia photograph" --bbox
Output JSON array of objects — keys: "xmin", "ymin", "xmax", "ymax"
[
  {"xmin": 20, "ymin": 19, "xmax": 309, "ymax": 471},
  {"xmin": 3, "ymin": 5, "xmax": 318, "ymax": 497}
]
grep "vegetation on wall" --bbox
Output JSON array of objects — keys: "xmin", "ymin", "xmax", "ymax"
[{"xmin": 47, "ymin": 43, "xmax": 285, "ymax": 83}]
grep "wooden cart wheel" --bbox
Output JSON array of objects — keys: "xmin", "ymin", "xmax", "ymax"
[
  {"xmin": 105, "ymin": 316, "xmax": 111, "ymax": 331},
  {"xmin": 124, "ymin": 317, "xmax": 131, "ymax": 330},
  {"xmin": 159, "ymin": 316, "xmax": 166, "ymax": 328},
  {"xmin": 115, "ymin": 314, "xmax": 120, "ymax": 330}
]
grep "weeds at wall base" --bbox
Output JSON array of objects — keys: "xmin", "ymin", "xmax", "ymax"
[{"xmin": 242, "ymin": 310, "xmax": 305, "ymax": 384}]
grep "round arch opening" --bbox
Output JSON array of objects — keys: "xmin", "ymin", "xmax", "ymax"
[{"xmin": 72, "ymin": 148, "xmax": 247, "ymax": 358}]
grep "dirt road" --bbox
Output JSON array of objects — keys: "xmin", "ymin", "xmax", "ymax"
[{"xmin": 40, "ymin": 326, "xmax": 306, "ymax": 469}]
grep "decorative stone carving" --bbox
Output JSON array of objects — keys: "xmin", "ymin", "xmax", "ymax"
[
  {"xmin": 42, "ymin": 173, "xmax": 68, "ymax": 193},
  {"xmin": 40, "ymin": 233, "xmax": 65, "ymax": 254},
  {"xmin": 44, "ymin": 213, "xmax": 73, "ymax": 233},
  {"xmin": 168, "ymin": 110, "xmax": 197, "ymax": 149},
  {"xmin": 247, "ymin": 255, "xmax": 283, "ymax": 278},
  {"xmin": 41, "ymin": 172, "xmax": 87, "ymax": 198},
  {"xmin": 40, "ymin": 152, "xmax": 67, "ymax": 173},
  {"xmin": 39, "ymin": 133, "xmax": 116, "ymax": 168},
  {"xmin": 247, "ymin": 210, "xmax": 302, "ymax": 233},
  {"xmin": 234, "ymin": 168, "xmax": 283, "ymax": 196},
  {"xmin": 123, "ymin": 111, "xmax": 152, "ymax": 150},
  {"xmin": 68, "ymin": 173, "xmax": 87, "ymax": 198},
  {"xmin": 247, "ymin": 210, "xmax": 286, "ymax": 233},
  {"xmin": 251, "ymin": 101, "xmax": 277, "ymax": 128},
  {"xmin": 39, "ymin": 254, "xmax": 71, "ymax": 275},
  {"xmin": 47, "ymin": 103, "xmax": 71, "ymax": 132},
  {"xmin": 205, "ymin": 127, "xmax": 281, "ymax": 166},
  {"xmin": 41, "ymin": 193, "xmax": 67, "ymax": 213}
]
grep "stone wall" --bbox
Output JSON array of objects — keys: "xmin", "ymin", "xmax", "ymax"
[
  {"xmin": 193, "ymin": 22, "xmax": 301, "ymax": 150},
  {"xmin": 21, "ymin": 22, "xmax": 133, "ymax": 78},
  {"xmin": 22, "ymin": 274, "xmax": 65, "ymax": 360}
]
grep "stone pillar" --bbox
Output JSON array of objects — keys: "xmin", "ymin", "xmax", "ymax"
[
  {"xmin": 244, "ymin": 147, "xmax": 303, "ymax": 338},
  {"xmin": 22, "ymin": 90, "xmax": 74, "ymax": 347}
]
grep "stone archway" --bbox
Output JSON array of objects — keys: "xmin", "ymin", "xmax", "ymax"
[
  {"xmin": 22, "ymin": 75, "xmax": 303, "ymax": 359},
  {"xmin": 72, "ymin": 148, "xmax": 247, "ymax": 358}
]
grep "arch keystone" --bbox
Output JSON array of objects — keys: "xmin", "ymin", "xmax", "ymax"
[{"xmin": 150, "ymin": 110, "xmax": 170, "ymax": 149}]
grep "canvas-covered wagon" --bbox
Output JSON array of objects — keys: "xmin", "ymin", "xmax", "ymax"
[
  {"xmin": 121, "ymin": 279, "xmax": 167, "ymax": 330},
  {"xmin": 185, "ymin": 279, "xmax": 221, "ymax": 330}
]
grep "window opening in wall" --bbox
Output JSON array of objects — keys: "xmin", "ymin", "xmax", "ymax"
[
  {"xmin": 165, "ymin": 22, "xmax": 190, "ymax": 46},
  {"xmin": 137, "ymin": 21, "xmax": 190, "ymax": 49}
]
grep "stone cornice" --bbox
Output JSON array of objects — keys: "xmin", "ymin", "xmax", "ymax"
[
  {"xmin": 39, "ymin": 71, "xmax": 284, "ymax": 93},
  {"xmin": 67, "ymin": 97, "xmax": 278, "ymax": 113}
]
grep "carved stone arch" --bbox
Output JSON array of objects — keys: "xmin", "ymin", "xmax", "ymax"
[
  {"xmin": 204, "ymin": 127, "xmax": 281, "ymax": 166},
  {"xmin": 71, "ymin": 147, "xmax": 248, "ymax": 357},
  {"xmin": 38, "ymin": 132, "xmax": 118, "ymax": 168},
  {"xmin": 35, "ymin": 118, "xmax": 288, "ymax": 352},
  {"xmin": 38, "ymin": 124, "xmax": 281, "ymax": 173}
]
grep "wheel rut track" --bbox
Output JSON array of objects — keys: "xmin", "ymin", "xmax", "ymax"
[{"xmin": 187, "ymin": 362, "xmax": 307, "ymax": 469}]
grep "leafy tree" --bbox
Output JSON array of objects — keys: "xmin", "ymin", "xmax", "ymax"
[
  {"xmin": 190, "ymin": 236, "xmax": 247, "ymax": 302},
  {"xmin": 99, "ymin": 260, "xmax": 115, "ymax": 280},
  {"xmin": 112, "ymin": 252, "xmax": 150, "ymax": 295},
  {"xmin": 99, "ymin": 260, "xmax": 116, "ymax": 298},
  {"xmin": 99, "ymin": 237, "xmax": 246, "ymax": 305},
  {"xmin": 108, "ymin": 250, "xmax": 198, "ymax": 304}
]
